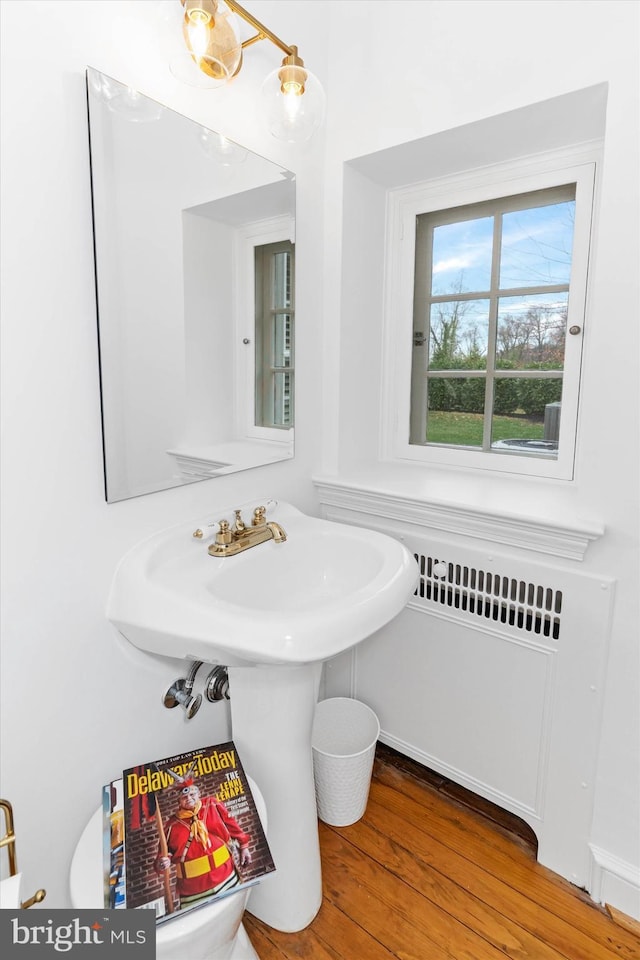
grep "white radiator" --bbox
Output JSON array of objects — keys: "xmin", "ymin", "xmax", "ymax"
[{"xmin": 322, "ymin": 507, "xmax": 614, "ymax": 891}]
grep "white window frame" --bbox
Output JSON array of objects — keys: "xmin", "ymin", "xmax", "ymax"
[
  {"xmin": 380, "ymin": 144, "xmax": 600, "ymax": 481},
  {"xmin": 233, "ymin": 215, "xmax": 295, "ymax": 445}
]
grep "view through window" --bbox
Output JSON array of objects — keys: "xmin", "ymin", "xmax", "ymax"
[
  {"xmin": 255, "ymin": 239, "xmax": 295, "ymax": 429},
  {"xmin": 410, "ymin": 185, "xmax": 576, "ymax": 459}
]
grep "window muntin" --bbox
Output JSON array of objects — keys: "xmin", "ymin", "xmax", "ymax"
[
  {"xmin": 410, "ymin": 185, "xmax": 576, "ymax": 460},
  {"xmin": 255, "ymin": 240, "xmax": 295, "ymax": 429}
]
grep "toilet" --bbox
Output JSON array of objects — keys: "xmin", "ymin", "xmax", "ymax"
[{"xmin": 70, "ymin": 776, "xmax": 267, "ymax": 960}]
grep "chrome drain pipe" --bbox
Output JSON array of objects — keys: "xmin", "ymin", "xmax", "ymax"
[{"xmin": 205, "ymin": 665, "xmax": 230, "ymax": 701}]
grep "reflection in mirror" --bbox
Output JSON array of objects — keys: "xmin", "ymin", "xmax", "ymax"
[{"xmin": 86, "ymin": 68, "xmax": 295, "ymax": 502}]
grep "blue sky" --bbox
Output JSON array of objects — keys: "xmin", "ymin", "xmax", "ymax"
[{"xmin": 431, "ymin": 200, "xmax": 575, "ymax": 296}]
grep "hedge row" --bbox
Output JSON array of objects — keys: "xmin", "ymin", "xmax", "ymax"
[{"xmin": 428, "ymin": 374, "xmax": 562, "ymax": 416}]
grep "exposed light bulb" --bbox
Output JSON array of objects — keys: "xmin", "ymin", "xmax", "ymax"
[
  {"xmin": 261, "ymin": 56, "xmax": 325, "ymax": 143},
  {"xmin": 185, "ymin": 16, "xmax": 211, "ymax": 62},
  {"xmin": 282, "ymin": 89, "xmax": 302, "ymax": 122}
]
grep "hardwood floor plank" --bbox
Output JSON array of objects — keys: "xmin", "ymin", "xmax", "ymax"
[
  {"xmin": 373, "ymin": 762, "xmax": 540, "ymax": 866},
  {"xmin": 246, "ymin": 873, "xmax": 402, "ymax": 960},
  {"xmin": 358, "ymin": 797, "xmax": 628, "ymax": 960},
  {"xmin": 606, "ymin": 905, "xmax": 640, "ymax": 940},
  {"xmin": 327, "ymin": 816, "xmax": 573, "ymax": 960},
  {"xmin": 244, "ymin": 919, "xmax": 289, "ymax": 960},
  {"xmin": 376, "ymin": 743, "xmax": 539, "ymax": 855},
  {"xmin": 243, "ymin": 752, "xmax": 640, "ymax": 960},
  {"xmin": 245, "ymin": 907, "xmax": 342, "ymax": 960},
  {"xmin": 304, "ymin": 898, "xmax": 396, "ymax": 960},
  {"xmin": 364, "ymin": 793, "xmax": 627, "ymax": 960},
  {"xmin": 321, "ymin": 826, "xmax": 510, "ymax": 960},
  {"xmin": 371, "ymin": 767, "xmax": 640, "ymax": 956}
]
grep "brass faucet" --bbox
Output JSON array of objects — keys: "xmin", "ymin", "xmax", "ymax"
[{"xmin": 208, "ymin": 506, "xmax": 287, "ymax": 557}]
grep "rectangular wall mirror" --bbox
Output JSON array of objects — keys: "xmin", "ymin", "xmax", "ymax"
[{"xmin": 86, "ymin": 67, "xmax": 295, "ymax": 502}]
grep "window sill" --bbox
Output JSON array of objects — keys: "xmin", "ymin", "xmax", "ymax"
[
  {"xmin": 167, "ymin": 438, "xmax": 293, "ymax": 480},
  {"xmin": 313, "ymin": 474, "xmax": 604, "ymax": 562}
]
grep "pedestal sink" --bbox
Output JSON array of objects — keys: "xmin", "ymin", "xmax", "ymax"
[{"xmin": 107, "ymin": 501, "xmax": 418, "ymax": 932}]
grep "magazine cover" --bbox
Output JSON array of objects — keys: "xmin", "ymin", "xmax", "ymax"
[
  {"xmin": 102, "ymin": 778, "xmax": 126, "ymax": 909},
  {"xmin": 121, "ymin": 741, "xmax": 275, "ymax": 923}
]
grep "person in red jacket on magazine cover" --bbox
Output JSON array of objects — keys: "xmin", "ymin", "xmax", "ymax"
[{"xmin": 154, "ymin": 779, "xmax": 252, "ymax": 907}]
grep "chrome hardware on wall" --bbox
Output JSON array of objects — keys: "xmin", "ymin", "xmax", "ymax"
[
  {"xmin": 0, "ymin": 799, "xmax": 46, "ymax": 908},
  {"xmin": 163, "ymin": 660, "xmax": 203, "ymax": 719},
  {"xmin": 205, "ymin": 665, "xmax": 230, "ymax": 702}
]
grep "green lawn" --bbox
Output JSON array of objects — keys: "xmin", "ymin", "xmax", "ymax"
[{"xmin": 426, "ymin": 411, "xmax": 545, "ymax": 446}]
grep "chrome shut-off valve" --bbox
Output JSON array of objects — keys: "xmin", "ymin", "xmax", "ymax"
[{"xmin": 163, "ymin": 660, "xmax": 203, "ymax": 719}]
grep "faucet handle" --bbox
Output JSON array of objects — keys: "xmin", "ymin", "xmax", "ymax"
[
  {"xmin": 215, "ymin": 519, "xmax": 233, "ymax": 546},
  {"xmin": 252, "ymin": 506, "xmax": 267, "ymax": 526}
]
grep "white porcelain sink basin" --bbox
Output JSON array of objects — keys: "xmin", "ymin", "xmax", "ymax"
[{"xmin": 107, "ymin": 501, "xmax": 418, "ymax": 666}]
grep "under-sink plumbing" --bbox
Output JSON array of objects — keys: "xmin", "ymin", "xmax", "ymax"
[
  {"xmin": 204, "ymin": 665, "xmax": 230, "ymax": 701},
  {"xmin": 163, "ymin": 662, "xmax": 230, "ymax": 718},
  {"xmin": 163, "ymin": 659, "xmax": 203, "ymax": 719}
]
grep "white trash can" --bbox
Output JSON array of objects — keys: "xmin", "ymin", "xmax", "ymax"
[{"xmin": 311, "ymin": 697, "xmax": 380, "ymax": 827}]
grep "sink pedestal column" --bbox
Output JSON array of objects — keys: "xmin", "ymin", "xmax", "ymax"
[{"xmin": 227, "ymin": 662, "xmax": 323, "ymax": 933}]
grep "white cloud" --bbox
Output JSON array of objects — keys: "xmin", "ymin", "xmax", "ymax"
[{"xmin": 433, "ymin": 256, "xmax": 471, "ymax": 274}]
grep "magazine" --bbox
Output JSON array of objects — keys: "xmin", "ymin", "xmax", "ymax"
[
  {"xmin": 102, "ymin": 778, "xmax": 126, "ymax": 909},
  {"xmin": 117, "ymin": 741, "xmax": 275, "ymax": 924}
]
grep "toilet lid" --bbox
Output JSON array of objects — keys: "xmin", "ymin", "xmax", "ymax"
[{"xmin": 70, "ymin": 775, "xmax": 266, "ymax": 941}]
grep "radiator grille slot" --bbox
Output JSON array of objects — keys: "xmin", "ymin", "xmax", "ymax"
[{"xmin": 414, "ymin": 554, "xmax": 562, "ymax": 640}]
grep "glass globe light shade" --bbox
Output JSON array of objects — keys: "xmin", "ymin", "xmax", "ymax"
[
  {"xmin": 108, "ymin": 86, "xmax": 165, "ymax": 123},
  {"xmin": 87, "ymin": 69, "xmax": 119, "ymax": 104},
  {"xmin": 87, "ymin": 69, "xmax": 163, "ymax": 123},
  {"xmin": 261, "ymin": 63, "xmax": 326, "ymax": 143},
  {"xmin": 168, "ymin": 1, "xmax": 242, "ymax": 89},
  {"xmin": 197, "ymin": 127, "xmax": 248, "ymax": 165}
]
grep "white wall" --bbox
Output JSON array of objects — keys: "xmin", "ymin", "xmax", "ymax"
[
  {"xmin": 0, "ymin": 0, "xmax": 327, "ymax": 906},
  {"xmin": 320, "ymin": 0, "xmax": 639, "ymax": 918}
]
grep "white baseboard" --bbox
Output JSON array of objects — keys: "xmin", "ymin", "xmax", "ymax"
[{"xmin": 588, "ymin": 844, "xmax": 640, "ymax": 921}]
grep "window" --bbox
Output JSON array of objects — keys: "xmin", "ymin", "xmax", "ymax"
[
  {"xmin": 383, "ymin": 151, "xmax": 597, "ymax": 480},
  {"xmin": 254, "ymin": 239, "xmax": 295, "ymax": 429},
  {"xmin": 411, "ymin": 185, "xmax": 574, "ymax": 456}
]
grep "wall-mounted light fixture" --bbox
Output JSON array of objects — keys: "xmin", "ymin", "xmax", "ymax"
[{"xmin": 173, "ymin": 0, "xmax": 325, "ymax": 143}]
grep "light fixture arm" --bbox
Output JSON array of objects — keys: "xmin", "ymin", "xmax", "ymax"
[{"xmin": 224, "ymin": 0, "xmax": 296, "ymax": 58}]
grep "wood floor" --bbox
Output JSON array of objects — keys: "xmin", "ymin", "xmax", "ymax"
[{"xmin": 244, "ymin": 746, "xmax": 640, "ymax": 960}]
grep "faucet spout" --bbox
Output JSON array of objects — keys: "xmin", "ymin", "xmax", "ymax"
[{"xmin": 266, "ymin": 521, "xmax": 287, "ymax": 543}]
